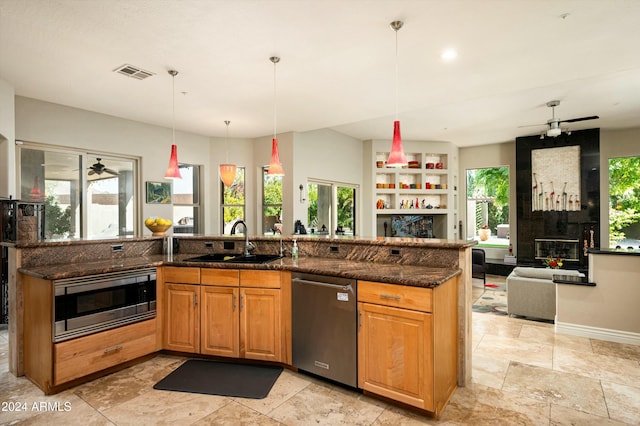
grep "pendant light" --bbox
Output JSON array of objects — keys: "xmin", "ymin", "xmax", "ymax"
[
  {"xmin": 386, "ymin": 20, "xmax": 407, "ymax": 168},
  {"xmin": 219, "ymin": 120, "xmax": 237, "ymax": 187},
  {"xmin": 267, "ymin": 56, "xmax": 284, "ymax": 176},
  {"xmin": 164, "ymin": 69, "xmax": 182, "ymax": 179}
]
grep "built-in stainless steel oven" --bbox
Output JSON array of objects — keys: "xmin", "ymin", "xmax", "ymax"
[{"xmin": 53, "ymin": 268, "xmax": 156, "ymax": 342}]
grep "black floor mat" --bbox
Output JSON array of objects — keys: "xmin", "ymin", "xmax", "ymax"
[{"xmin": 153, "ymin": 359, "xmax": 283, "ymax": 399}]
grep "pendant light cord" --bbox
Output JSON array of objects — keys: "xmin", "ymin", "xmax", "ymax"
[
  {"xmin": 168, "ymin": 70, "xmax": 178, "ymax": 145},
  {"xmin": 395, "ymin": 26, "xmax": 399, "ymax": 121},
  {"xmin": 270, "ymin": 56, "xmax": 280, "ymax": 140},
  {"xmin": 224, "ymin": 120, "xmax": 230, "ymax": 162}
]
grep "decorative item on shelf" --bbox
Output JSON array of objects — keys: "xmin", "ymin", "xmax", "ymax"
[
  {"xmin": 376, "ymin": 161, "xmax": 384, "ymax": 168},
  {"xmin": 543, "ymin": 256, "xmax": 563, "ymax": 269},
  {"xmin": 267, "ymin": 56, "xmax": 284, "ymax": 176},
  {"xmin": 165, "ymin": 70, "xmax": 182, "ymax": 179},
  {"xmin": 426, "ymin": 162, "xmax": 435, "ymax": 169},
  {"xmin": 478, "ymin": 225, "xmax": 491, "ymax": 241},
  {"xmin": 219, "ymin": 120, "xmax": 237, "ymax": 187},
  {"xmin": 144, "ymin": 216, "xmax": 172, "ymax": 236},
  {"xmin": 376, "ymin": 199, "xmax": 386, "ymax": 209},
  {"xmin": 435, "ymin": 162, "xmax": 443, "ymax": 169},
  {"xmin": 425, "ymin": 182, "xmax": 431, "ymax": 189},
  {"xmin": 408, "ymin": 160, "xmax": 420, "ymax": 169},
  {"xmin": 385, "ymin": 20, "xmax": 407, "ymax": 167}
]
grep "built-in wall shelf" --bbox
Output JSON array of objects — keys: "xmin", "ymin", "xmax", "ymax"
[{"xmin": 365, "ymin": 141, "xmax": 459, "ymax": 239}]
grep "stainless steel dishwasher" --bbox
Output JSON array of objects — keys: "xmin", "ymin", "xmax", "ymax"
[{"xmin": 292, "ymin": 272, "xmax": 357, "ymax": 388}]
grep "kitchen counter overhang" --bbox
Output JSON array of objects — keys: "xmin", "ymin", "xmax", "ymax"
[{"xmin": 18, "ymin": 254, "xmax": 461, "ymax": 288}]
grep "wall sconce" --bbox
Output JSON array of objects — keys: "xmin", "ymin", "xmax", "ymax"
[{"xmin": 299, "ymin": 184, "xmax": 306, "ymax": 203}]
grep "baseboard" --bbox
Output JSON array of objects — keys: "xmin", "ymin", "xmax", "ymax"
[{"xmin": 555, "ymin": 321, "xmax": 640, "ymax": 346}]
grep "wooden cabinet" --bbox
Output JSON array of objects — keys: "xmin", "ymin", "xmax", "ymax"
[
  {"xmin": 201, "ymin": 285, "xmax": 239, "ymax": 357},
  {"xmin": 54, "ymin": 319, "xmax": 156, "ymax": 385},
  {"xmin": 163, "ymin": 267, "xmax": 283, "ymax": 362},
  {"xmin": 240, "ymin": 287, "xmax": 281, "ymax": 361},
  {"xmin": 22, "ymin": 273, "xmax": 158, "ymax": 394},
  {"xmin": 358, "ymin": 277, "xmax": 458, "ymax": 416},
  {"xmin": 164, "ymin": 283, "xmax": 200, "ymax": 353}
]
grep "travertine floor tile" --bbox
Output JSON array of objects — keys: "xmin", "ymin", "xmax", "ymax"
[
  {"xmin": 474, "ymin": 334, "xmax": 553, "ymax": 369},
  {"xmin": 440, "ymin": 382, "xmax": 550, "ymax": 425},
  {"xmin": 231, "ymin": 368, "xmax": 311, "ymax": 415},
  {"xmin": 554, "ymin": 346, "xmax": 640, "ymax": 388},
  {"xmin": 192, "ymin": 400, "xmax": 281, "ymax": 425},
  {"xmin": 549, "ymin": 404, "xmax": 627, "ymax": 426},
  {"xmin": 268, "ymin": 382, "xmax": 385, "ymax": 425},
  {"xmin": 11, "ymin": 393, "xmax": 114, "ymax": 425},
  {"xmin": 471, "ymin": 314, "xmax": 523, "ymax": 339},
  {"xmin": 590, "ymin": 339, "xmax": 640, "ymax": 362},
  {"xmin": 601, "ymin": 381, "xmax": 640, "ymax": 425},
  {"xmin": 519, "ymin": 324, "xmax": 593, "ymax": 352},
  {"xmin": 502, "ymin": 361, "xmax": 607, "ymax": 417},
  {"xmin": 471, "ymin": 353, "xmax": 510, "ymax": 390},
  {"xmin": 101, "ymin": 388, "xmax": 229, "ymax": 425}
]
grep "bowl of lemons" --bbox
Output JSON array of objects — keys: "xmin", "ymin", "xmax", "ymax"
[{"xmin": 145, "ymin": 217, "xmax": 172, "ymax": 236}]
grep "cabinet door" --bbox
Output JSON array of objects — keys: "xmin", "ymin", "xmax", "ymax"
[
  {"xmin": 201, "ymin": 286, "xmax": 239, "ymax": 357},
  {"xmin": 164, "ymin": 284, "xmax": 200, "ymax": 353},
  {"xmin": 358, "ymin": 302, "xmax": 434, "ymax": 411},
  {"xmin": 240, "ymin": 288, "xmax": 281, "ymax": 362}
]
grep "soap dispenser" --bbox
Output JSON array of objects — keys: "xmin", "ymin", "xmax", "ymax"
[{"xmin": 292, "ymin": 239, "xmax": 299, "ymax": 259}]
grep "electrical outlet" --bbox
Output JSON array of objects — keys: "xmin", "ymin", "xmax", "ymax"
[
  {"xmin": 111, "ymin": 244, "xmax": 124, "ymax": 253},
  {"xmin": 330, "ymin": 246, "xmax": 339, "ymax": 253},
  {"xmin": 224, "ymin": 241, "xmax": 235, "ymax": 250},
  {"xmin": 204, "ymin": 242, "xmax": 213, "ymax": 248},
  {"xmin": 391, "ymin": 249, "xmax": 401, "ymax": 255}
]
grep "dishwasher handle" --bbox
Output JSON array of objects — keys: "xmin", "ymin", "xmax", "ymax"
[{"xmin": 292, "ymin": 277, "xmax": 353, "ymax": 292}]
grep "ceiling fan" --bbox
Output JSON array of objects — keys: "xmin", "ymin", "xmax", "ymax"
[
  {"xmin": 520, "ymin": 100, "xmax": 599, "ymax": 138},
  {"xmin": 88, "ymin": 158, "xmax": 119, "ymax": 176}
]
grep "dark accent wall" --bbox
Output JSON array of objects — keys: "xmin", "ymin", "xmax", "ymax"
[{"xmin": 516, "ymin": 128, "xmax": 600, "ymax": 267}]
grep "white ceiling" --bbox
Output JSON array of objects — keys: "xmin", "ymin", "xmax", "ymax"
[{"xmin": 1, "ymin": 0, "xmax": 640, "ymax": 147}]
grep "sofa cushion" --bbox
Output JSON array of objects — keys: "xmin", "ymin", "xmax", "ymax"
[{"xmin": 511, "ymin": 267, "xmax": 584, "ymax": 280}]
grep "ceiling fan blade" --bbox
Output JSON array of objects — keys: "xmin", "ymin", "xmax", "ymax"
[
  {"xmin": 517, "ymin": 123, "xmax": 546, "ymax": 129},
  {"xmin": 560, "ymin": 115, "xmax": 599, "ymax": 124},
  {"xmin": 88, "ymin": 169, "xmax": 96, "ymax": 175},
  {"xmin": 104, "ymin": 168, "xmax": 119, "ymax": 176}
]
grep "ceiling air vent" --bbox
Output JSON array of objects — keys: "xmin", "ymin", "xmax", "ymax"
[{"xmin": 113, "ymin": 64, "xmax": 154, "ymax": 80}]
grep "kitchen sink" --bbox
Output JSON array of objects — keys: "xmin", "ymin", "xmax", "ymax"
[{"xmin": 183, "ymin": 253, "xmax": 282, "ymax": 264}]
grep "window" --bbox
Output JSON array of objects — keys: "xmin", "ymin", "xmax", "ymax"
[
  {"xmin": 221, "ymin": 167, "xmax": 245, "ymax": 234},
  {"xmin": 262, "ymin": 167, "xmax": 282, "ymax": 235},
  {"xmin": 173, "ymin": 164, "xmax": 201, "ymax": 234},
  {"xmin": 608, "ymin": 156, "xmax": 640, "ymax": 248},
  {"xmin": 307, "ymin": 180, "xmax": 357, "ymax": 236},
  {"xmin": 19, "ymin": 145, "xmax": 137, "ymax": 239},
  {"xmin": 466, "ymin": 166, "xmax": 509, "ymax": 247}
]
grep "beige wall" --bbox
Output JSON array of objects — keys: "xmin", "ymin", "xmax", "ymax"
[
  {"xmin": 556, "ymin": 253, "xmax": 640, "ymax": 343},
  {"xmin": 0, "ymin": 78, "xmax": 16, "ymax": 198}
]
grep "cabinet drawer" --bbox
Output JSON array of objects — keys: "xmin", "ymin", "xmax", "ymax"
[
  {"xmin": 164, "ymin": 266, "xmax": 200, "ymax": 284},
  {"xmin": 240, "ymin": 270, "xmax": 281, "ymax": 288},
  {"xmin": 201, "ymin": 268, "xmax": 239, "ymax": 287},
  {"xmin": 54, "ymin": 319, "xmax": 157, "ymax": 385},
  {"xmin": 358, "ymin": 280, "xmax": 432, "ymax": 313}
]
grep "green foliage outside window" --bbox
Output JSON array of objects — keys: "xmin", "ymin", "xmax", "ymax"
[{"xmin": 608, "ymin": 156, "xmax": 640, "ymax": 247}]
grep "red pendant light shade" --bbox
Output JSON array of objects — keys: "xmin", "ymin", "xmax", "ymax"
[
  {"xmin": 267, "ymin": 56, "xmax": 285, "ymax": 176},
  {"xmin": 164, "ymin": 144, "xmax": 182, "ymax": 179},
  {"xmin": 165, "ymin": 70, "xmax": 182, "ymax": 179},
  {"xmin": 386, "ymin": 20, "xmax": 407, "ymax": 168},
  {"xmin": 386, "ymin": 120, "xmax": 407, "ymax": 167},
  {"xmin": 267, "ymin": 137, "xmax": 284, "ymax": 176}
]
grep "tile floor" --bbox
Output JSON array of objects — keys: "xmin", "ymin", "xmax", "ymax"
[{"xmin": 1, "ymin": 274, "xmax": 639, "ymax": 425}]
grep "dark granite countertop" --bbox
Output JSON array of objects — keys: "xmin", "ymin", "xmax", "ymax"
[
  {"xmin": 588, "ymin": 248, "xmax": 640, "ymax": 256},
  {"xmin": 552, "ymin": 274, "xmax": 596, "ymax": 286},
  {"xmin": 19, "ymin": 254, "xmax": 461, "ymax": 288}
]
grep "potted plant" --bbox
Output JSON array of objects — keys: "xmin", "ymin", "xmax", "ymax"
[{"xmin": 478, "ymin": 224, "xmax": 491, "ymax": 241}]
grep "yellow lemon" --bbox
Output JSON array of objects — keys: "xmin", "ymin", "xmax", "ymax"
[{"xmin": 144, "ymin": 217, "xmax": 154, "ymax": 226}]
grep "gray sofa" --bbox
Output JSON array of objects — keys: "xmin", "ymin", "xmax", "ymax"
[{"xmin": 506, "ymin": 267, "xmax": 585, "ymax": 321}]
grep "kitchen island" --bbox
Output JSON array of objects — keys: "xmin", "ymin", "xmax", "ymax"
[{"xmin": 9, "ymin": 235, "xmax": 475, "ymax": 416}]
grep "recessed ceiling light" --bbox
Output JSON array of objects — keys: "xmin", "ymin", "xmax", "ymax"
[{"xmin": 441, "ymin": 48, "xmax": 458, "ymax": 62}]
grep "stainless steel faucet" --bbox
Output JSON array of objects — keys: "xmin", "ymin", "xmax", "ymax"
[{"xmin": 230, "ymin": 219, "xmax": 255, "ymax": 257}]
